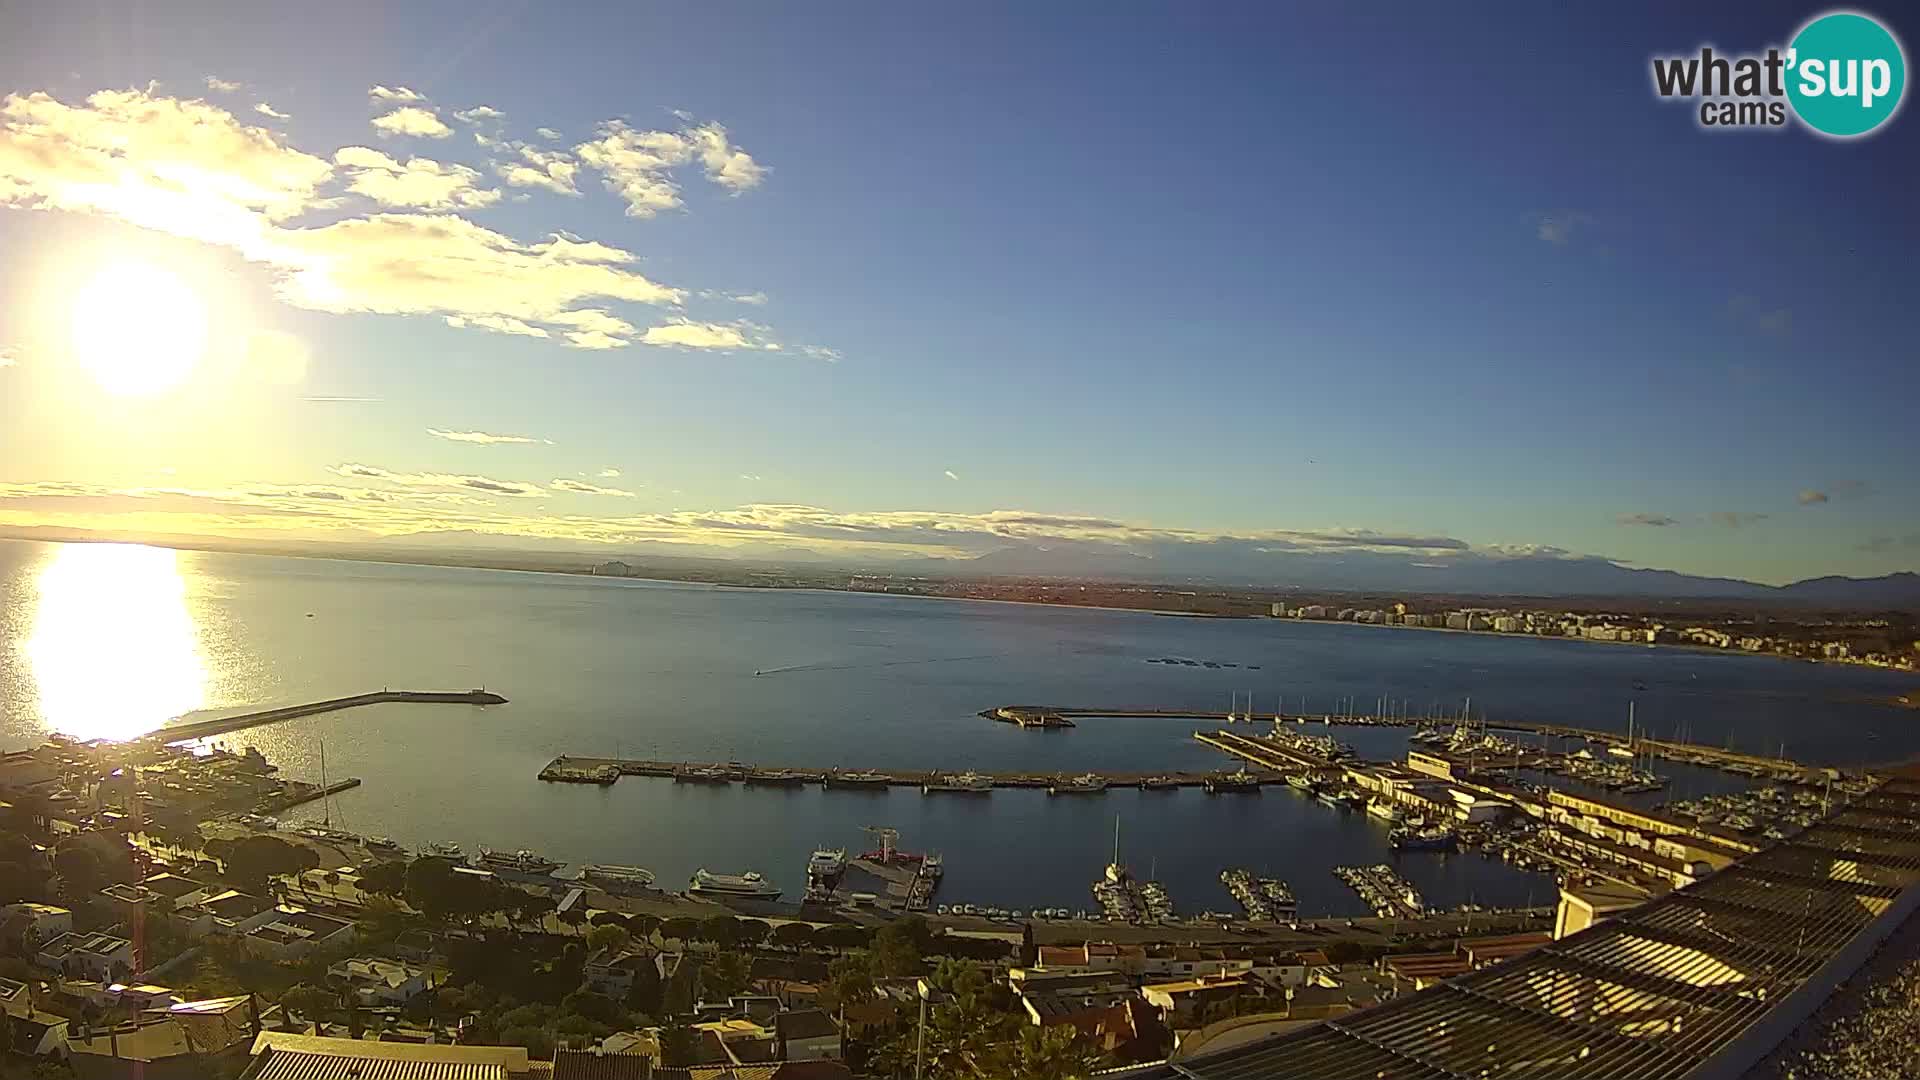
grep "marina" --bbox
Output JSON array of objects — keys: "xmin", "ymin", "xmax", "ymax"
[{"xmin": 540, "ymin": 756, "xmax": 1287, "ymax": 791}]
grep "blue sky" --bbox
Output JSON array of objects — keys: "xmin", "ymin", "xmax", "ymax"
[{"xmin": 0, "ymin": 1, "xmax": 1915, "ymax": 585}]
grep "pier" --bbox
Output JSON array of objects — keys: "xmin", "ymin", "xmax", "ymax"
[
  {"xmin": 991, "ymin": 704, "xmax": 1814, "ymax": 775},
  {"xmin": 537, "ymin": 756, "xmax": 1283, "ymax": 791},
  {"xmin": 140, "ymin": 689, "xmax": 508, "ymax": 746}
]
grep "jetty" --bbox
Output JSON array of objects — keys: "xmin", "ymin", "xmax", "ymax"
[
  {"xmin": 538, "ymin": 756, "xmax": 1283, "ymax": 791},
  {"xmin": 140, "ymin": 689, "xmax": 508, "ymax": 746}
]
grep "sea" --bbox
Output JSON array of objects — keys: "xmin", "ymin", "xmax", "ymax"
[{"xmin": 4, "ymin": 538, "xmax": 1916, "ymax": 917}]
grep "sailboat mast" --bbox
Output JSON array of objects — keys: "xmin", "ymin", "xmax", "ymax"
[{"xmin": 319, "ymin": 738, "xmax": 330, "ymax": 828}]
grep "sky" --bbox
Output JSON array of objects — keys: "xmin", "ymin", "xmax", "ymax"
[{"xmin": 0, "ymin": 1, "xmax": 1915, "ymax": 586}]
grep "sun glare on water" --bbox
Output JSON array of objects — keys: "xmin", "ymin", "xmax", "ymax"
[
  {"xmin": 27, "ymin": 543, "xmax": 210, "ymax": 742},
  {"xmin": 69, "ymin": 261, "xmax": 209, "ymax": 395}
]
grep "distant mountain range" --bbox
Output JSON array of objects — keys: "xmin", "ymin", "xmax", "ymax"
[{"xmin": 4, "ymin": 524, "xmax": 1917, "ymax": 608}]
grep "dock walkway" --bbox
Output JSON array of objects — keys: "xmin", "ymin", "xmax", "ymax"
[
  {"xmin": 141, "ymin": 689, "xmax": 508, "ymax": 746},
  {"xmin": 538, "ymin": 756, "xmax": 1283, "ymax": 791}
]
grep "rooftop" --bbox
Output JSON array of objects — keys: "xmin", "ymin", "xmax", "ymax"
[
  {"xmin": 242, "ymin": 1033, "xmax": 530, "ymax": 1079},
  {"xmin": 1117, "ymin": 777, "xmax": 1920, "ymax": 1080}
]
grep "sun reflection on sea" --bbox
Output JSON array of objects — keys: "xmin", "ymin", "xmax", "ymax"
[{"xmin": 27, "ymin": 543, "xmax": 208, "ymax": 741}]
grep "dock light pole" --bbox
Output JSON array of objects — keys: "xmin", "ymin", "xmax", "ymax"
[{"xmin": 914, "ymin": 977, "xmax": 945, "ymax": 1080}]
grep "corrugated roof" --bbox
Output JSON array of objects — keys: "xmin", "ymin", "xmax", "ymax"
[
  {"xmin": 243, "ymin": 1034, "xmax": 529, "ymax": 1080},
  {"xmin": 1117, "ymin": 776, "xmax": 1920, "ymax": 1080}
]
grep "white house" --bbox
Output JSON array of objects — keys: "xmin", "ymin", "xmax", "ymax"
[
  {"xmin": 327, "ymin": 957, "xmax": 431, "ymax": 1005},
  {"xmin": 34, "ymin": 931, "xmax": 135, "ymax": 981},
  {"xmin": 582, "ymin": 948, "xmax": 653, "ymax": 998},
  {"xmin": 177, "ymin": 890, "xmax": 279, "ymax": 939},
  {"xmin": 2, "ymin": 902, "xmax": 74, "ymax": 947}
]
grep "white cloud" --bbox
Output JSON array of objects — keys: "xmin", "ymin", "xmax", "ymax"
[
  {"xmin": 731, "ymin": 291, "xmax": 768, "ymax": 305},
  {"xmin": 564, "ymin": 330, "xmax": 628, "ymax": 350},
  {"xmin": 598, "ymin": 467, "xmax": 621, "ymax": 478},
  {"xmin": 944, "ymin": 470, "xmax": 959, "ymax": 481},
  {"xmin": 535, "ymin": 127, "xmax": 562, "ymax": 140},
  {"xmin": 205, "ymin": 77, "xmax": 241, "ymax": 93},
  {"xmin": 495, "ymin": 142, "xmax": 579, "ymax": 195},
  {"xmin": 739, "ymin": 474, "xmax": 763, "ymax": 482},
  {"xmin": 427, "ymin": 428, "xmax": 549, "ymax": 445},
  {"xmin": 550, "ymin": 478, "xmax": 635, "ymax": 497},
  {"xmin": 369, "ymin": 86, "xmax": 425, "ymax": 103},
  {"xmin": 639, "ymin": 318, "xmax": 771, "ymax": 350},
  {"xmin": 443, "ymin": 315, "xmax": 549, "ymax": 338},
  {"xmin": 0, "ymin": 89, "xmax": 333, "ymax": 252},
  {"xmin": 329, "ymin": 462, "xmax": 545, "ymax": 497},
  {"xmin": 452, "ymin": 105, "xmax": 504, "ymax": 124},
  {"xmin": 0, "ymin": 88, "xmax": 792, "ymax": 354},
  {"xmin": 800, "ymin": 345, "xmax": 843, "ymax": 363},
  {"xmin": 0, "ymin": 344, "xmax": 17, "ymax": 368},
  {"xmin": 254, "ymin": 102, "xmax": 288, "ymax": 120},
  {"xmin": 573, "ymin": 116, "xmax": 764, "ymax": 217},
  {"xmin": 334, "ymin": 146, "xmax": 500, "ymax": 209},
  {"xmin": 372, "ymin": 106, "xmax": 451, "ymax": 139}
]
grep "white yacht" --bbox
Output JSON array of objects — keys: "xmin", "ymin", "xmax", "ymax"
[{"xmin": 689, "ymin": 869, "xmax": 783, "ymax": 901}]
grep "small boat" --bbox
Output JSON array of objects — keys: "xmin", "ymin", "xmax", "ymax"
[
  {"xmin": 824, "ymin": 769, "xmax": 895, "ymax": 789},
  {"xmin": 923, "ymin": 772, "xmax": 992, "ymax": 794},
  {"xmin": 1205, "ymin": 768, "xmax": 1261, "ymax": 794},
  {"xmin": 1138, "ymin": 775, "xmax": 1181, "ymax": 790},
  {"xmin": 476, "ymin": 848, "xmax": 564, "ymax": 875},
  {"xmin": 674, "ymin": 766, "xmax": 734, "ymax": 784},
  {"xmin": 689, "ymin": 868, "xmax": 782, "ymax": 901},
  {"xmin": 743, "ymin": 768, "xmax": 810, "ymax": 786},
  {"xmin": 364, "ymin": 836, "xmax": 402, "ymax": 853},
  {"xmin": 1389, "ymin": 826, "xmax": 1457, "ymax": 851},
  {"xmin": 1049, "ymin": 772, "xmax": 1107, "ymax": 795},
  {"xmin": 582, "ymin": 863, "xmax": 658, "ymax": 885},
  {"xmin": 1366, "ymin": 798, "xmax": 1406, "ymax": 823},
  {"xmin": 1287, "ymin": 774, "xmax": 1320, "ymax": 793},
  {"xmin": 920, "ymin": 852, "xmax": 943, "ymax": 878}
]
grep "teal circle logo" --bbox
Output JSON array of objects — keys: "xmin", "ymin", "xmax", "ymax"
[{"xmin": 1787, "ymin": 11, "xmax": 1906, "ymax": 137}]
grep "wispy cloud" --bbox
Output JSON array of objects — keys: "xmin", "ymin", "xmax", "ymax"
[
  {"xmin": 426, "ymin": 428, "xmax": 549, "ymax": 446},
  {"xmin": 739, "ymin": 474, "xmax": 763, "ymax": 482},
  {"xmin": 944, "ymin": 470, "xmax": 959, "ymax": 481},
  {"xmin": 452, "ymin": 105, "xmax": 504, "ymax": 125},
  {"xmin": 205, "ymin": 76, "xmax": 241, "ymax": 93},
  {"xmin": 1617, "ymin": 512, "xmax": 1679, "ymax": 527},
  {"xmin": 372, "ymin": 106, "xmax": 451, "ymax": 139},
  {"xmin": 369, "ymin": 86, "xmax": 425, "ymax": 103},
  {"xmin": 598, "ymin": 468, "xmax": 621, "ymax": 479},
  {"xmin": 329, "ymin": 463, "xmax": 545, "ymax": 497},
  {"xmin": 1709, "ymin": 511, "xmax": 1768, "ymax": 528},
  {"xmin": 1535, "ymin": 211, "xmax": 1595, "ymax": 245},
  {"xmin": 639, "ymin": 318, "xmax": 774, "ymax": 350},
  {"xmin": 550, "ymin": 478, "xmax": 635, "ymax": 497},
  {"xmin": 254, "ymin": 102, "xmax": 288, "ymax": 120},
  {"xmin": 335, "ymin": 146, "xmax": 499, "ymax": 209},
  {"xmin": 1798, "ymin": 489, "xmax": 1831, "ymax": 505},
  {"xmin": 0, "ymin": 344, "xmax": 16, "ymax": 368}
]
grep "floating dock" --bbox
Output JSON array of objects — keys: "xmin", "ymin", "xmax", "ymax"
[
  {"xmin": 537, "ymin": 756, "xmax": 1283, "ymax": 791},
  {"xmin": 141, "ymin": 689, "xmax": 507, "ymax": 746}
]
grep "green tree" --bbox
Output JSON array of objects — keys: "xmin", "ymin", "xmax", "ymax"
[
  {"xmin": 586, "ymin": 923, "xmax": 632, "ymax": 955},
  {"xmin": 868, "ymin": 917, "xmax": 929, "ymax": 978},
  {"xmin": 989, "ymin": 1022, "xmax": 1105, "ymax": 1080},
  {"xmin": 624, "ymin": 956, "xmax": 663, "ymax": 1017},
  {"xmin": 770, "ymin": 921, "xmax": 815, "ymax": 951},
  {"xmin": 697, "ymin": 915, "xmax": 739, "ymax": 949},
  {"xmin": 733, "ymin": 918, "xmax": 771, "ymax": 949},
  {"xmin": 358, "ymin": 861, "xmax": 408, "ymax": 898},
  {"xmin": 499, "ymin": 1025, "xmax": 554, "ymax": 1059},
  {"xmin": 588, "ymin": 911, "xmax": 629, "ymax": 928},
  {"xmin": 627, "ymin": 912, "xmax": 661, "ymax": 942},
  {"xmin": 658, "ymin": 1015, "xmax": 696, "ymax": 1067},
  {"xmin": 659, "ymin": 917, "xmax": 699, "ymax": 944},
  {"xmin": 222, "ymin": 835, "xmax": 320, "ymax": 894},
  {"xmin": 280, "ymin": 983, "xmax": 334, "ymax": 1021},
  {"xmin": 703, "ymin": 951, "xmax": 753, "ymax": 999},
  {"xmin": 824, "ymin": 953, "xmax": 875, "ymax": 1027},
  {"xmin": 51, "ymin": 843, "xmax": 106, "ymax": 901}
]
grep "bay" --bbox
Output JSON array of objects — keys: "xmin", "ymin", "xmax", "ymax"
[{"xmin": 3, "ymin": 538, "xmax": 1914, "ymax": 915}]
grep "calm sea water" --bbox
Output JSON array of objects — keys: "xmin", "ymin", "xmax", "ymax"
[{"xmin": 4, "ymin": 538, "xmax": 1915, "ymax": 914}]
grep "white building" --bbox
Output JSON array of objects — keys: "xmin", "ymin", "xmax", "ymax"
[
  {"xmin": 34, "ymin": 931, "xmax": 135, "ymax": 980},
  {"xmin": 2, "ymin": 902, "xmax": 73, "ymax": 947},
  {"xmin": 328, "ymin": 957, "xmax": 432, "ymax": 1005}
]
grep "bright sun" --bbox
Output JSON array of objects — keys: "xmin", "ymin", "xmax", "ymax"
[{"xmin": 69, "ymin": 261, "xmax": 210, "ymax": 395}]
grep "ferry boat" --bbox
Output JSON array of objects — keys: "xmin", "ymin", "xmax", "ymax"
[
  {"xmin": 923, "ymin": 772, "xmax": 992, "ymax": 795},
  {"xmin": 804, "ymin": 847, "xmax": 847, "ymax": 899},
  {"xmin": 1204, "ymin": 768, "xmax": 1261, "ymax": 794},
  {"xmin": 1365, "ymin": 798, "xmax": 1406, "ymax": 823},
  {"xmin": 688, "ymin": 868, "xmax": 782, "ymax": 901},
  {"xmin": 1049, "ymin": 772, "xmax": 1107, "ymax": 795},
  {"xmin": 1138, "ymin": 775, "xmax": 1181, "ymax": 790},
  {"xmin": 824, "ymin": 770, "xmax": 895, "ymax": 789},
  {"xmin": 582, "ymin": 863, "xmax": 658, "ymax": 886},
  {"xmin": 476, "ymin": 848, "xmax": 564, "ymax": 875}
]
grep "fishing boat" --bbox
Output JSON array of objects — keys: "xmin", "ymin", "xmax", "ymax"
[
  {"xmin": 673, "ymin": 766, "xmax": 734, "ymax": 784},
  {"xmin": 923, "ymin": 772, "xmax": 992, "ymax": 795},
  {"xmin": 1137, "ymin": 775, "xmax": 1181, "ymax": 790},
  {"xmin": 582, "ymin": 864, "xmax": 658, "ymax": 886},
  {"xmin": 1049, "ymin": 772, "xmax": 1107, "ymax": 795},
  {"xmin": 1365, "ymin": 798, "xmax": 1406, "ymax": 823},
  {"xmin": 476, "ymin": 848, "xmax": 564, "ymax": 875},
  {"xmin": 1389, "ymin": 826, "xmax": 1457, "ymax": 851},
  {"xmin": 824, "ymin": 769, "xmax": 895, "ymax": 789},
  {"xmin": 422, "ymin": 840, "xmax": 464, "ymax": 859},
  {"xmin": 1204, "ymin": 768, "xmax": 1261, "ymax": 794},
  {"xmin": 743, "ymin": 768, "xmax": 810, "ymax": 786}
]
